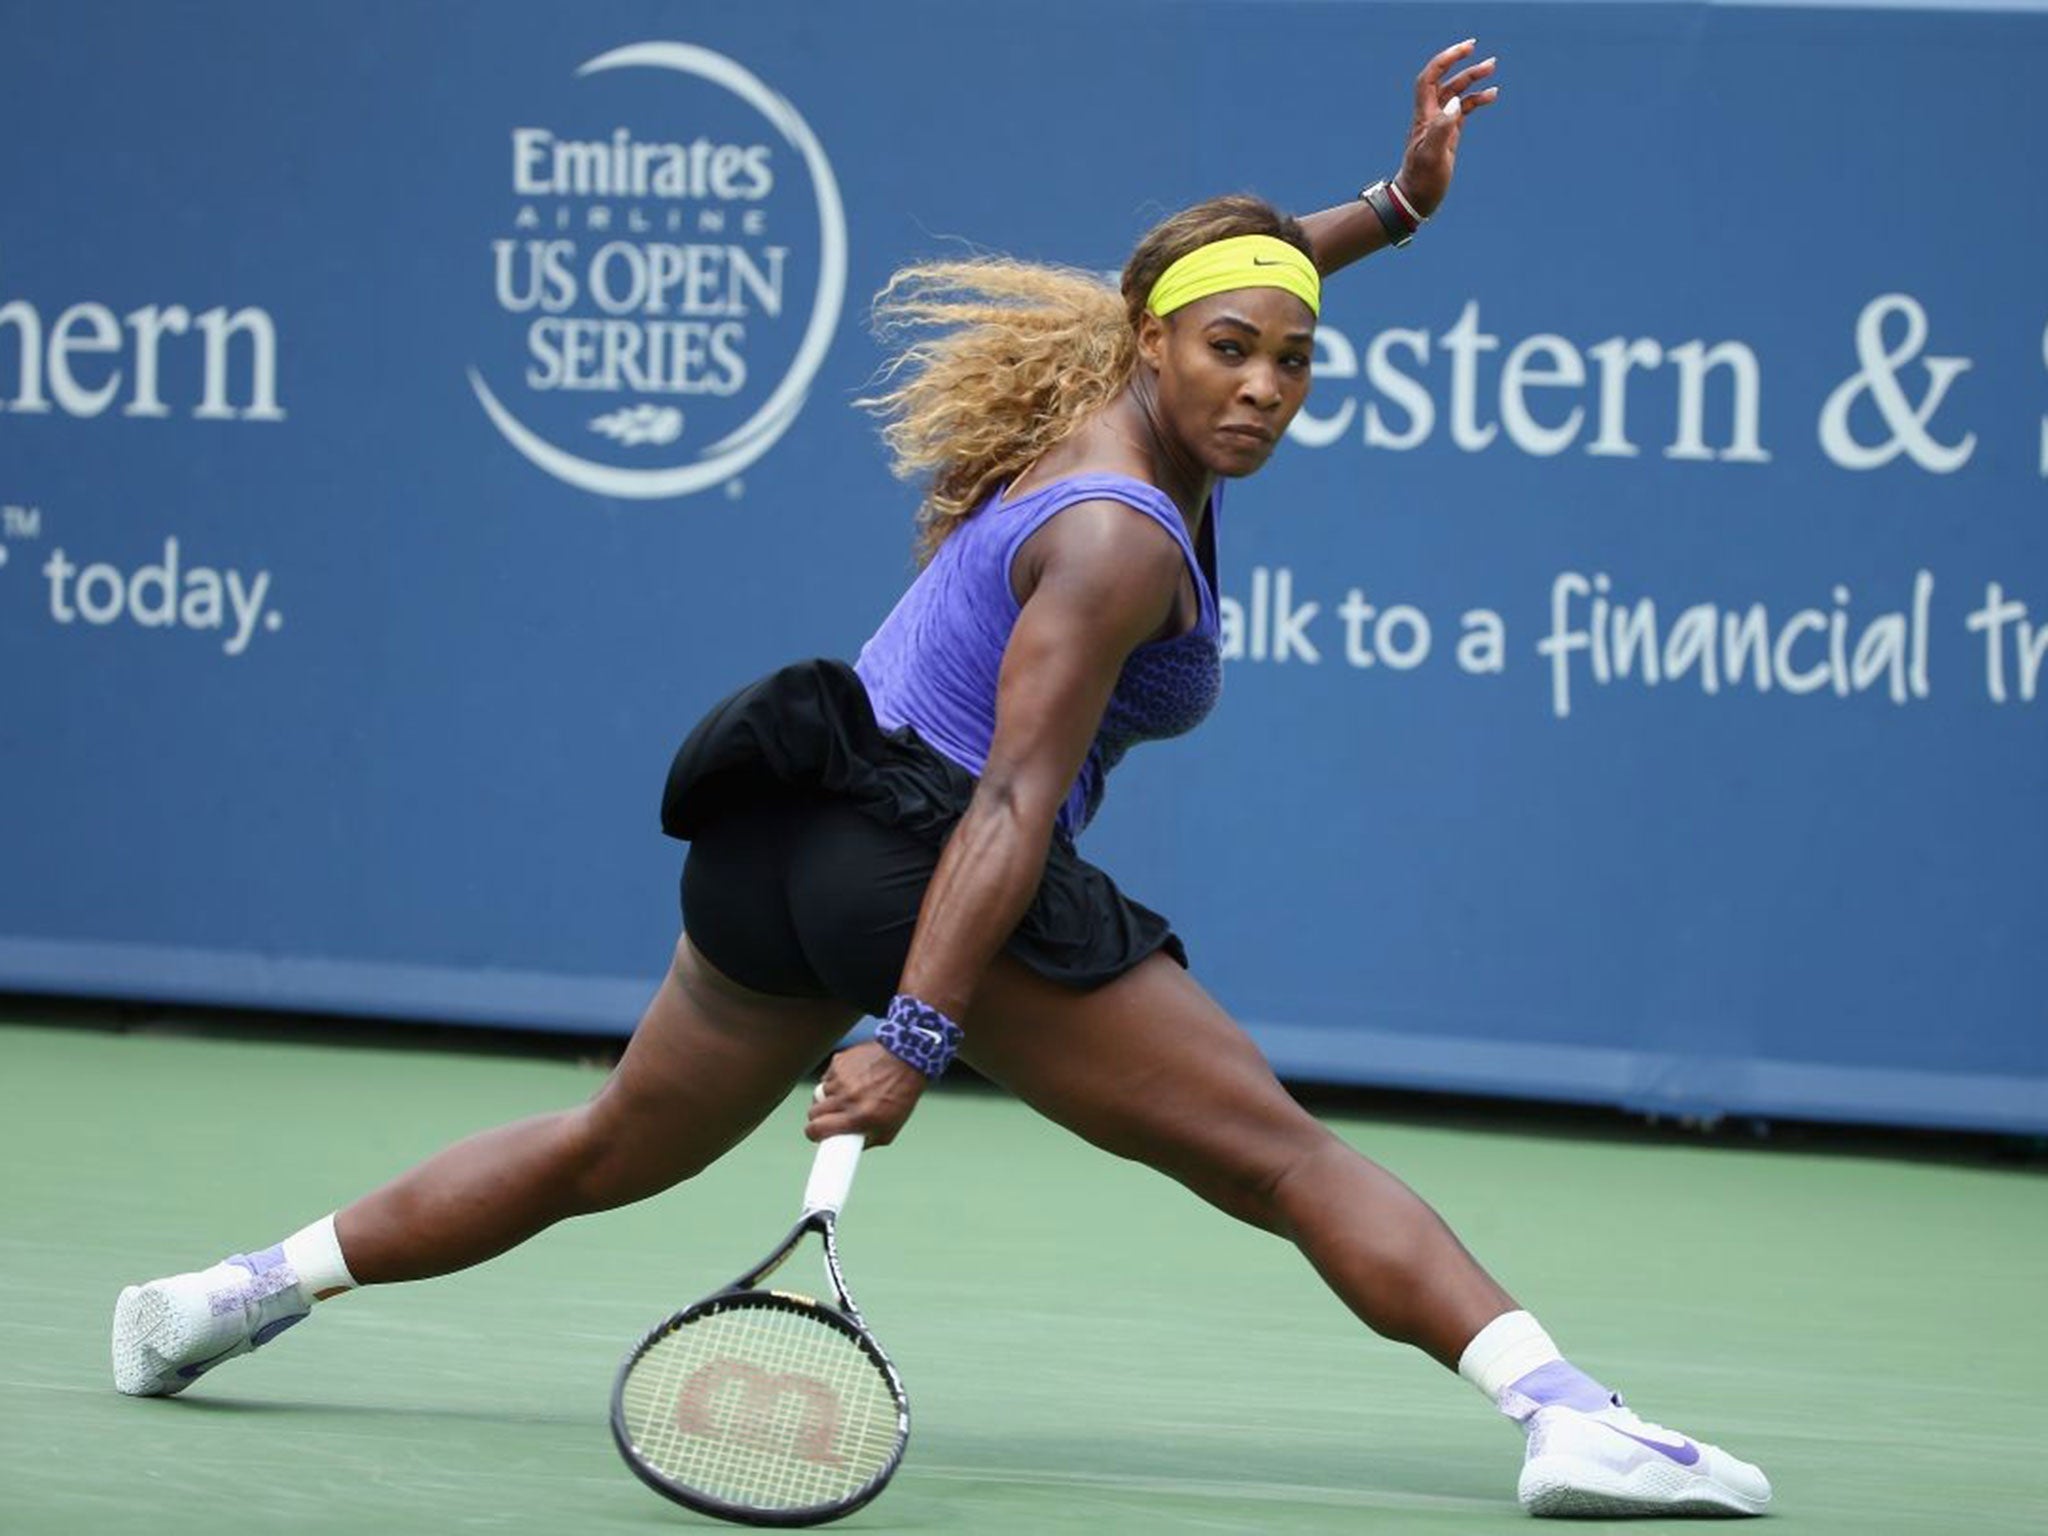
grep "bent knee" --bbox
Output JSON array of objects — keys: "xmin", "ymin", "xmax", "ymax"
[
  {"xmin": 1150, "ymin": 1114, "xmax": 1340, "ymax": 1235},
  {"xmin": 559, "ymin": 1097, "xmax": 712, "ymax": 1215}
]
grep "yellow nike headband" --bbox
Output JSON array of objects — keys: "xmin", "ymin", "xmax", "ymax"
[{"xmin": 1145, "ymin": 234, "xmax": 1321, "ymax": 319}]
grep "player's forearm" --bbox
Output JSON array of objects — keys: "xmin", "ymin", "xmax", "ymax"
[
  {"xmin": 1301, "ymin": 199, "xmax": 1394, "ymax": 277},
  {"xmin": 893, "ymin": 786, "xmax": 1057, "ymax": 1024}
]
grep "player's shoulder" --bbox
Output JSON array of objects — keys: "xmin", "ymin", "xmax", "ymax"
[
  {"xmin": 1015, "ymin": 497, "xmax": 1186, "ymax": 650},
  {"xmin": 1025, "ymin": 489, "xmax": 1188, "ymax": 591}
]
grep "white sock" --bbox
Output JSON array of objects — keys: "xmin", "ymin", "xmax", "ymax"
[
  {"xmin": 279, "ymin": 1214, "xmax": 358, "ymax": 1301},
  {"xmin": 1457, "ymin": 1309, "xmax": 1563, "ymax": 1401}
]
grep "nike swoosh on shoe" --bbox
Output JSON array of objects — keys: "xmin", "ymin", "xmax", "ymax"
[
  {"xmin": 174, "ymin": 1344, "xmax": 242, "ymax": 1380},
  {"xmin": 1608, "ymin": 1425, "xmax": 1703, "ymax": 1466}
]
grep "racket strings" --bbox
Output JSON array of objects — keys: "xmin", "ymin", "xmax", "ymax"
[{"xmin": 620, "ymin": 1301, "xmax": 901, "ymax": 1513}]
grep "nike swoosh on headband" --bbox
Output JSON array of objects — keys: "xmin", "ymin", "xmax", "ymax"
[{"xmin": 1146, "ymin": 233, "xmax": 1320, "ymax": 317}]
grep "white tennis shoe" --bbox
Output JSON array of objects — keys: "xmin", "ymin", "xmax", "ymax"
[
  {"xmin": 1516, "ymin": 1396, "xmax": 1772, "ymax": 1517},
  {"xmin": 112, "ymin": 1249, "xmax": 312, "ymax": 1397}
]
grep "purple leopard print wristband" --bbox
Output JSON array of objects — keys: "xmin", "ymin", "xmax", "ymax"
[{"xmin": 877, "ymin": 994, "xmax": 964, "ymax": 1078}]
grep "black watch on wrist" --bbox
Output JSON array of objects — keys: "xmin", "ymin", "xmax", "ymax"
[{"xmin": 1359, "ymin": 179, "xmax": 1416, "ymax": 248}]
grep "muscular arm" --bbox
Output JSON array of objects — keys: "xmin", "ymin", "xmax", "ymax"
[
  {"xmin": 898, "ymin": 503, "xmax": 1187, "ymax": 1020},
  {"xmin": 1301, "ymin": 200, "xmax": 1399, "ymax": 279},
  {"xmin": 806, "ymin": 501, "xmax": 1188, "ymax": 1143}
]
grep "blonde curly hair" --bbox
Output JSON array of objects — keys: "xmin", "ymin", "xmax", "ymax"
[{"xmin": 862, "ymin": 195, "xmax": 1313, "ymax": 562}]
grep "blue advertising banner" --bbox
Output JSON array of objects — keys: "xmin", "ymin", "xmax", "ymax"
[{"xmin": 2, "ymin": 1, "xmax": 2044, "ymax": 1132}]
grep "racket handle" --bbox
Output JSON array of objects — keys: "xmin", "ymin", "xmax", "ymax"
[{"xmin": 801, "ymin": 1132, "xmax": 865, "ymax": 1217}]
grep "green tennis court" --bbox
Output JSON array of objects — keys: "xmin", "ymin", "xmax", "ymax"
[{"xmin": 4, "ymin": 1019, "xmax": 2044, "ymax": 1534}]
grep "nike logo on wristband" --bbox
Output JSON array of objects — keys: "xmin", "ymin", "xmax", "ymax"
[{"xmin": 1250, "ymin": 256, "xmax": 1288, "ymax": 266}]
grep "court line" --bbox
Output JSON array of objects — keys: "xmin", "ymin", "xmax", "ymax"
[{"xmin": 906, "ymin": 1460, "xmax": 1502, "ymax": 1512}]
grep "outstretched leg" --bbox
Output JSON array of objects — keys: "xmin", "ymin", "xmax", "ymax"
[
  {"xmin": 959, "ymin": 952, "xmax": 1510, "ymax": 1364},
  {"xmin": 114, "ymin": 935, "xmax": 856, "ymax": 1395},
  {"xmin": 960, "ymin": 953, "xmax": 1771, "ymax": 1517},
  {"xmin": 340, "ymin": 936, "xmax": 857, "ymax": 1282}
]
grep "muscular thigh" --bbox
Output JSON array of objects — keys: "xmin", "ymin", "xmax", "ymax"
[
  {"xmin": 581, "ymin": 937, "xmax": 858, "ymax": 1198},
  {"xmin": 960, "ymin": 953, "xmax": 1332, "ymax": 1209}
]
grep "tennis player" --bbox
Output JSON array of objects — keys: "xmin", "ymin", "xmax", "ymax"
[{"xmin": 113, "ymin": 41, "xmax": 1769, "ymax": 1518}]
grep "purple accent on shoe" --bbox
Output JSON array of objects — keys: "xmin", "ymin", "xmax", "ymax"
[
  {"xmin": 224, "ymin": 1248, "xmax": 304, "ymax": 1306},
  {"xmin": 1609, "ymin": 1426, "xmax": 1704, "ymax": 1467},
  {"xmin": 228, "ymin": 1245, "xmax": 289, "ymax": 1275},
  {"xmin": 209, "ymin": 1247, "xmax": 310, "ymax": 1329},
  {"xmin": 876, "ymin": 994, "xmax": 964, "ymax": 1078},
  {"xmin": 175, "ymin": 1346, "xmax": 242, "ymax": 1380},
  {"xmin": 1510, "ymin": 1359, "xmax": 1614, "ymax": 1413},
  {"xmin": 251, "ymin": 1311, "xmax": 307, "ymax": 1348}
]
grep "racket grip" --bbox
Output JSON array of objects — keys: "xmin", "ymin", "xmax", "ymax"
[{"xmin": 801, "ymin": 1132, "xmax": 865, "ymax": 1216}]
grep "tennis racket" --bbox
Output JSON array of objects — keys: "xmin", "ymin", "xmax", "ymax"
[{"xmin": 610, "ymin": 1133, "xmax": 910, "ymax": 1526}]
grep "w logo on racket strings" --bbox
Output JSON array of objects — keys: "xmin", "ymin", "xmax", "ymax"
[{"xmin": 673, "ymin": 1356, "xmax": 847, "ymax": 1466}]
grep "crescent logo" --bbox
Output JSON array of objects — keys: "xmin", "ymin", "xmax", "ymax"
[{"xmin": 470, "ymin": 42, "xmax": 847, "ymax": 500}]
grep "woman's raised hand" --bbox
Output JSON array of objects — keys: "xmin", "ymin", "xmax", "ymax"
[{"xmin": 1398, "ymin": 39, "xmax": 1501, "ymax": 218}]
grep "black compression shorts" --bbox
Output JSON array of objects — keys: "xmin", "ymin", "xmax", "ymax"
[
  {"xmin": 663, "ymin": 659, "xmax": 1187, "ymax": 1016},
  {"xmin": 681, "ymin": 783, "xmax": 935, "ymax": 1017}
]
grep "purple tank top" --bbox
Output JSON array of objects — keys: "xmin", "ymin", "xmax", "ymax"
[{"xmin": 854, "ymin": 473, "xmax": 1222, "ymax": 836}]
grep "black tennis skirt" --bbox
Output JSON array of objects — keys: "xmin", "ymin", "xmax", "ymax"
[{"xmin": 660, "ymin": 658, "xmax": 1185, "ymax": 1015}]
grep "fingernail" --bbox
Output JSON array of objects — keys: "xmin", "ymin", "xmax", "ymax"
[
  {"xmin": 1482, "ymin": 56, "xmax": 1498, "ymax": 68},
  {"xmin": 1462, "ymin": 36, "xmax": 1477, "ymax": 47},
  {"xmin": 1444, "ymin": 96, "xmax": 1462, "ymax": 118}
]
